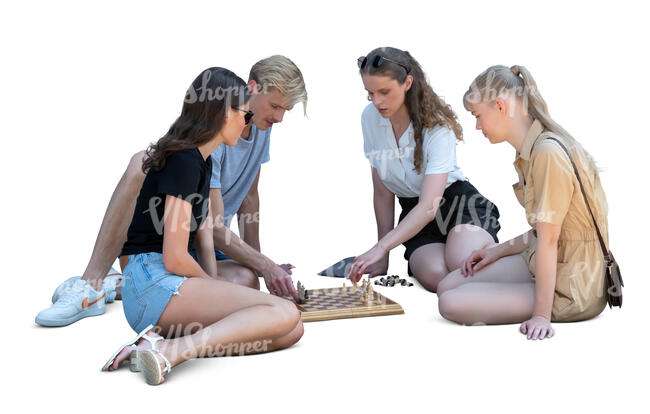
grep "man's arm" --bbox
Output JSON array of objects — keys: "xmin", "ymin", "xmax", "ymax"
[
  {"xmin": 83, "ymin": 151, "xmax": 147, "ymax": 289},
  {"xmin": 210, "ymin": 187, "xmax": 298, "ymax": 300},
  {"xmin": 237, "ymin": 168, "xmax": 261, "ymax": 252},
  {"xmin": 195, "ymin": 200, "xmax": 218, "ymax": 278}
]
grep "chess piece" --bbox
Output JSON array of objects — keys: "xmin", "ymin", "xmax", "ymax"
[{"xmin": 297, "ymin": 281, "xmax": 308, "ymax": 304}]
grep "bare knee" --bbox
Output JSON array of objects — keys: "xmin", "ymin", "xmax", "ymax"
[
  {"xmin": 269, "ymin": 298, "xmax": 303, "ymax": 338},
  {"xmin": 218, "ymin": 266, "xmax": 260, "ymax": 290},
  {"xmin": 233, "ymin": 267, "xmax": 260, "ymax": 290},
  {"xmin": 274, "ymin": 316, "xmax": 304, "ymax": 349},
  {"xmin": 436, "ymin": 269, "xmax": 462, "ymax": 296},
  {"xmin": 437, "ymin": 291, "xmax": 466, "ymax": 324},
  {"xmin": 412, "ymin": 265, "xmax": 448, "ymax": 293}
]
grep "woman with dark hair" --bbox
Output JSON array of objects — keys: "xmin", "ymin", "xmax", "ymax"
[
  {"xmin": 102, "ymin": 67, "xmax": 303, "ymax": 385},
  {"xmin": 348, "ymin": 47, "xmax": 502, "ymax": 293}
]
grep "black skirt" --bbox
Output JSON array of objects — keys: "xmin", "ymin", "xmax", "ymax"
[{"xmin": 398, "ymin": 180, "xmax": 501, "ymax": 264}]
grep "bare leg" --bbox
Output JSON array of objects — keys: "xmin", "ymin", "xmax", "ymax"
[
  {"xmin": 82, "ymin": 151, "xmax": 147, "ymax": 293},
  {"xmin": 437, "ymin": 254, "xmax": 532, "ymax": 295},
  {"xmin": 108, "ymin": 278, "xmax": 304, "ymax": 381},
  {"xmin": 213, "ymin": 260, "xmax": 260, "ymax": 290},
  {"xmin": 444, "ymin": 224, "xmax": 497, "ymax": 271},
  {"xmin": 408, "ymin": 224, "xmax": 497, "ymax": 293},
  {"xmin": 436, "ymin": 253, "xmax": 536, "ymax": 325},
  {"xmin": 438, "ymin": 282, "xmax": 535, "ymax": 325},
  {"xmin": 407, "ymin": 243, "xmax": 447, "ymax": 292}
]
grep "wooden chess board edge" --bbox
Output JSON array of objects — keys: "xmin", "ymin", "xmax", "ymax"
[{"xmin": 299, "ymin": 304, "xmax": 404, "ymax": 322}]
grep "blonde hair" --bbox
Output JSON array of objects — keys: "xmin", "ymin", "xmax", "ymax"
[
  {"xmin": 249, "ymin": 55, "xmax": 308, "ymax": 116},
  {"xmin": 463, "ymin": 65, "xmax": 599, "ymax": 170}
]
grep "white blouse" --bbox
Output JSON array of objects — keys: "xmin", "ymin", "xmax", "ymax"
[{"xmin": 361, "ymin": 103, "xmax": 466, "ymax": 198}]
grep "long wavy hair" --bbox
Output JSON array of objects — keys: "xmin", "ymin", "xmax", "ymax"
[
  {"xmin": 142, "ymin": 67, "xmax": 250, "ymax": 173},
  {"xmin": 359, "ymin": 47, "xmax": 463, "ymax": 174}
]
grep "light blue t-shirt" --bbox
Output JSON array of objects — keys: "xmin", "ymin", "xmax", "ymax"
[{"xmin": 210, "ymin": 125, "xmax": 271, "ymax": 228}]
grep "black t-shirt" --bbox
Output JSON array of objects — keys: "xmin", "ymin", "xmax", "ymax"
[{"xmin": 121, "ymin": 148, "xmax": 212, "ymax": 256}]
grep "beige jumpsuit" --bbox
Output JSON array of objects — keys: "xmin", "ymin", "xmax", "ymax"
[{"xmin": 514, "ymin": 120, "xmax": 609, "ymax": 322}]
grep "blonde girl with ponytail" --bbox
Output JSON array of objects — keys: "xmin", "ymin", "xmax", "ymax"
[
  {"xmin": 349, "ymin": 47, "xmax": 503, "ymax": 293},
  {"xmin": 436, "ymin": 65, "xmax": 611, "ymax": 340}
]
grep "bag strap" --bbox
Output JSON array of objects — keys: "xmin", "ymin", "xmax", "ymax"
[{"xmin": 535, "ymin": 135, "xmax": 611, "ymax": 263}]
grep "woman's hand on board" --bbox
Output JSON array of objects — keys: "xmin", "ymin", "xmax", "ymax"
[{"xmin": 348, "ymin": 244, "xmax": 387, "ymax": 283}]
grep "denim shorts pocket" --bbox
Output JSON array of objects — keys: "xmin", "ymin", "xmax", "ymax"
[
  {"xmin": 142, "ymin": 260, "xmax": 176, "ymax": 293},
  {"xmin": 130, "ymin": 263, "xmax": 151, "ymax": 296}
]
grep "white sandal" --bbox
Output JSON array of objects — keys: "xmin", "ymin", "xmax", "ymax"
[
  {"xmin": 101, "ymin": 324, "xmax": 155, "ymax": 371},
  {"xmin": 130, "ymin": 348, "xmax": 172, "ymax": 385}
]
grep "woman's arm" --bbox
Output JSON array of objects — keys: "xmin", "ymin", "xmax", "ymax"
[
  {"xmin": 491, "ymin": 229, "xmax": 535, "ymax": 258},
  {"xmin": 162, "ymin": 195, "xmax": 211, "ymax": 279},
  {"xmin": 462, "ymin": 229, "xmax": 535, "ymax": 276},
  {"xmin": 349, "ymin": 173, "xmax": 447, "ymax": 280},
  {"xmin": 531, "ymin": 221, "xmax": 561, "ymax": 319},
  {"xmin": 366, "ymin": 167, "xmax": 395, "ymax": 276},
  {"xmin": 195, "ymin": 199, "xmax": 218, "ymax": 278},
  {"xmin": 377, "ymin": 172, "xmax": 447, "ymax": 252},
  {"xmin": 518, "ymin": 221, "xmax": 560, "ymax": 340},
  {"xmin": 372, "ymin": 167, "xmax": 395, "ymax": 241}
]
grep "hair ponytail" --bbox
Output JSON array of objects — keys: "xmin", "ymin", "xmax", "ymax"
[{"xmin": 464, "ymin": 65, "xmax": 599, "ymax": 171}]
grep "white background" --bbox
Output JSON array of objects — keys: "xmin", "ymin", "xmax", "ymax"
[{"xmin": 2, "ymin": 0, "xmax": 648, "ymax": 412}]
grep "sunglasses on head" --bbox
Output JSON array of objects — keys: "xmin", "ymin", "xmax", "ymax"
[
  {"xmin": 357, "ymin": 55, "xmax": 411, "ymax": 74},
  {"xmin": 236, "ymin": 108, "xmax": 254, "ymax": 125}
]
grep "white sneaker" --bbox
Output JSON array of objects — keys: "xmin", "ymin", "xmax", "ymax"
[
  {"xmin": 36, "ymin": 279, "xmax": 106, "ymax": 327},
  {"xmin": 51, "ymin": 268, "xmax": 122, "ymax": 303}
]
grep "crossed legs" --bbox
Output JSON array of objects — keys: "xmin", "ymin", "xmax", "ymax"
[
  {"xmin": 107, "ymin": 278, "xmax": 304, "ymax": 382},
  {"xmin": 436, "ymin": 254, "xmax": 536, "ymax": 325},
  {"xmin": 408, "ymin": 224, "xmax": 497, "ymax": 292}
]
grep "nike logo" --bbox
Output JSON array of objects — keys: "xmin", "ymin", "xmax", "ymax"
[{"xmin": 81, "ymin": 293, "xmax": 105, "ymax": 309}]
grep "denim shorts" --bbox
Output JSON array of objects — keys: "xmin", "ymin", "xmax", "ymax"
[{"xmin": 121, "ymin": 252, "xmax": 187, "ymax": 333}]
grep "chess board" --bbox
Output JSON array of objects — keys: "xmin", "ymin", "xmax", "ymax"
[{"xmin": 292, "ymin": 286, "xmax": 404, "ymax": 322}]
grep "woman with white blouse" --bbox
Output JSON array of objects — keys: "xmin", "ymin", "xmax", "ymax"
[{"xmin": 349, "ymin": 47, "xmax": 502, "ymax": 292}]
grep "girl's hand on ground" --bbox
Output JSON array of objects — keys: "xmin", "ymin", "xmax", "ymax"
[
  {"xmin": 461, "ymin": 247, "xmax": 500, "ymax": 276},
  {"xmin": 519, "ymin": 316, "xmax": 554, "ymax": 340},
  {"xmin": 348, "ymin": 245, "xmax": 387, "ymax": 283}
]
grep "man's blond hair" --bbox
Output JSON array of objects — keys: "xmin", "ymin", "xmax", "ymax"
[{"xmin": 249, "ymin": 55, "xmax": 308, "ymax": 115}]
